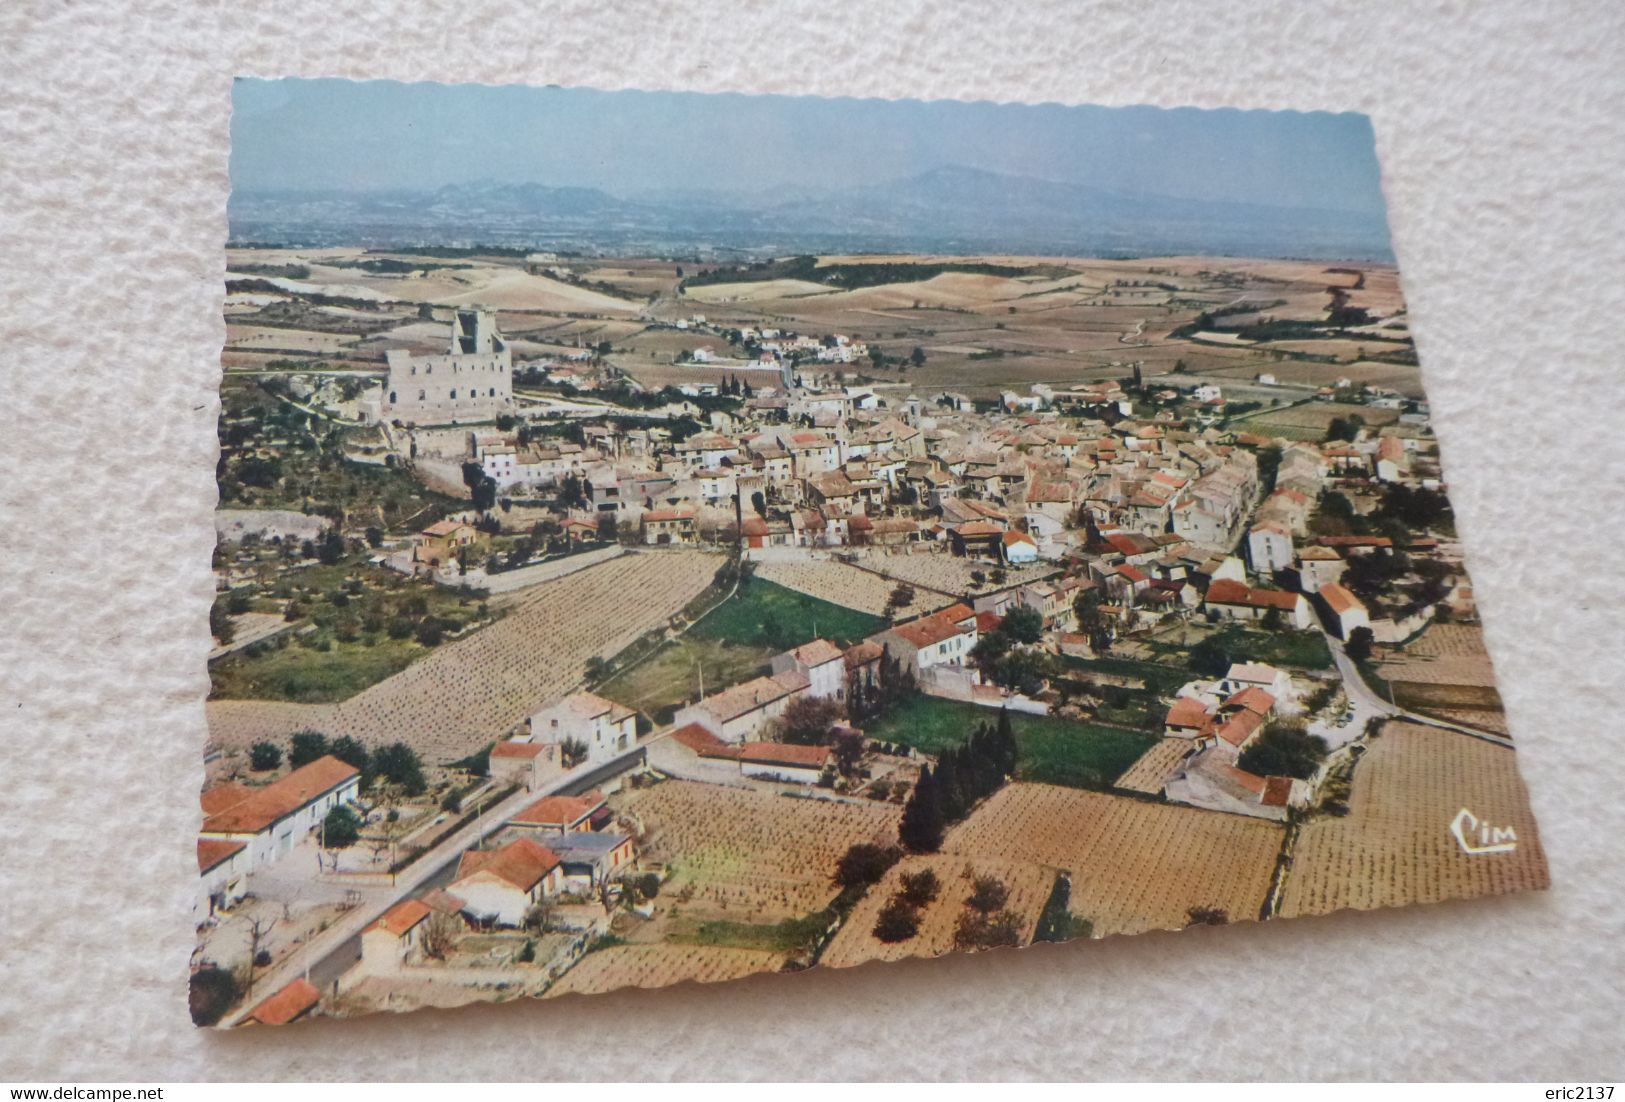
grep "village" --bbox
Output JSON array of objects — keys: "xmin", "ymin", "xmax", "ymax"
[{"xmin": 194, "ymin": 251, "xmax": 1545, "ymax": 1026}]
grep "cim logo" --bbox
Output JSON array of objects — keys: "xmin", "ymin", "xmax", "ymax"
[{"xmin": 1450, "ymin": 808, "xmax": 1518, "ymax": 855}]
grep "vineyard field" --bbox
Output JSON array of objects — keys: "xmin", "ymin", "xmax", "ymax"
[
  {"xmin": 943, "ymin": 783, "xmax": 1284, "ymax": 937},
  {"xmin": 1277, "ymin": 722, "xmax": 1549, "ymax": 918},
  {"xmin": 545, "ymin": 944, "xmax": 785, "ymax": 998},
  {"xmin": 615, "ymin": 780, "xmax": 901, "ymax": 924},
  {"xmin": 205, "ymin": 550, "xmax": 723, "ymax": 761}
]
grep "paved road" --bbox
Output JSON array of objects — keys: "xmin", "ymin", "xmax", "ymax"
[{"xmin": 1324, "ymin": 630, "xmax": 1513, "ymax": 748}]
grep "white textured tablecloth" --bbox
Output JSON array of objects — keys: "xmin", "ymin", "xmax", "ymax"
[{"xmin": 1, "ymin": 0, "xmax": 1622, "ymax": 1081}]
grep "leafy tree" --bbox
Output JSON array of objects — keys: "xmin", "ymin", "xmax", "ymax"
[
  {"xmin": 372, "ymin": 742, "xmax": 427, "ymax": 796},
  {"xmin": 954, "ymin": 908, "xmax": 1022, "ymax": 951},
  {"xmin": 898, "ymin": 868, "xmax": 941, "ymax": 908},
  {"xmin": 777, "ymin": 694, "xmax": 842, "ymax": 745},
  {"xmin": 321, "ymin": 804, "xmax": 361, "ymax": 849},
  {"xmin": 873, "ymin": 897, "xmax": 921, "ymax": 943},
  {"xmin": 415, "ymin": 619, "xmax": 444, "ymax": 647},
  {"xmin": 1001, "ymin": 605, "xmax": 1044, "ymax": 645},
  {"xmin": 288, "ymin": 730, "xmax": 329, "ymax": 768},
  {"xmin": 898, "ymin": 765, "xmax": 944, "ymax": 853},
  {"xmin": 1238, "ymin": 721, "xmax": 1328, "ymax": 781},
  {"xmin": 1185, "ymin": 905, "xmax": 1230, "ymax": 927},
  {"xmin": 966, "ymin": 874, "xmax": 1010, "ymax": 915},
  {"xmin": 831, "ymin": 728, "xmax": 865, "ymax": 776},
  {"xmin": 249, "ymin": 742, "xmax": 281, "ymax": 772},
  {"xmin": 209, "ymin": 599, "xmax": 235, "ymax": 645},
  {"xmin": 1188, "ymin": 635, "xmax": 1233, "ymax": 678},
  {"xmin": 188, "ymin": 966, "xmax": 239, "ymax": 1026},
  {"xmin": 992, "ymin": 648, "xmax": 1052, "ymax": 696},
  {"xmin": 1345, "ymin": 625, "xmax": 1376, "ymax": 662},
  {"xmin": 1073, "ymin": 589, "xmax": 1112, "ymax": 653},
  {"xmin": 969, "ymin": 630, "xmax": 1013, "ymax": 673},
  {"xmin": 834, "ymin": 842, "xmax": 902, "ymax": 889},
  {"xmin": 909, "ymin": 346, "xmax": 927, "ymax": 367},
  {"xmin": 316, "ymin": 528, "xmax": 346, "ymax": 566},
  {"xmin": 329, "ymin": 735, "xmax": 370, "ymax": 776}
]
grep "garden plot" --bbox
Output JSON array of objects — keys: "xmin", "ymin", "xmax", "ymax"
[{"xmin": 855, "ymin": 550, "xmax": 1059, "ymax": 597}]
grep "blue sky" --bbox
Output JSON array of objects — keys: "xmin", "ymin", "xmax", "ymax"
[{"xmin": 232, "ymin": 78, "xmax": 1386, "ymax": 215}]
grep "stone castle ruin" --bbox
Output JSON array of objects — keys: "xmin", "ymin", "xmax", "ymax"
[{"xmin": 366, "ymin": 309, "xmax": 514, "ymax": 426}]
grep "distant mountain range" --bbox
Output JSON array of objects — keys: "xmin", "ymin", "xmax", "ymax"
[{"xmin": 229, "ymin": 165, "xmax": 1394, "ymax": 261}]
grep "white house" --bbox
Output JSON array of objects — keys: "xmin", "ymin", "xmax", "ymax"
[
  {"xmin": 876, "ymin": 610, "xmax": 978, "ymax": 678},
  {"xmin": 1318, "ymin": 582, "xmax": 1372, "ymax": 640},
  {"xmin": 672, "ymin": 670, "xmax": 809, "ymax": 743},
  {"xmin": 1002, "ymin": 529, "xmax": 1040, "ymax": 564},
  {"xmin": 770, "ymin": 638, "xmax": 846, "ymax": 701},
  {"xmin": 199, "ymin": 755, "xmax": 361, "ymax": 873},
  {"xmin": 528, "ymin": 692, "xmax": 638, "ymax": 767},
  {"xmin": 1246, "ymin": 520, "xmax": 1294, "ymax": 574},
  {"xmin": 449, "ymin": 837, "xmax": 564, "ymax": 928},
  {"xmin": 196, "ymin": 838, "xmax": 251, "ymax": 921}
]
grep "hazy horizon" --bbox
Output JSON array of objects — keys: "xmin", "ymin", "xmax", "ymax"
[{"xmin": 232, "ymin": 79, "xmax": 1388, "ymax": 215}]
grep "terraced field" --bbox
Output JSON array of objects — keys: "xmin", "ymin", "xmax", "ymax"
[{"xmin": 205, "ymin": 550, "xmax": 723, "ymax": 761}]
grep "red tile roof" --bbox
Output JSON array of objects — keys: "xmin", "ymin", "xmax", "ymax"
[
  {"xmin": 1165, "ymin": 697, "xmax": 1212, "ymax": 730},
  {"xmin": 1261, "ymin": 776, "xmax": 1296, "ymax": 807},
  {"xmin": 245, "ymin": 978, "xmax": 320, "ymax": 1026},
  {"xmin": 200, "ymin": 782, "xmax": 252, "ymax": 817},
  {"xmin": 453, "ymin": 837, "xmax": 561, "ymax": 892},
  {"xmin": 201, "ymin": 756, "xmax": 359, "ymax": 836},
  {"xmin": 1318, "ymin": 581, "xmax": 1365, "ymax": 615},
  {"xmin": 1223, "ymin": 687, "xmax": 1277, "ymax": 717},
  {"xmin": 890, "ymin": 616, "xmax": 965, "ymax": 649},
  {"xmin": 511, "ymin": 792, "xmax": 605, "ymax": 829},
  {"xmin": 368, "ymin": 899, "xmax": 431, "ymax": 937},
  {"xmin": 490, "ymin": 741, "xmax": 546, "ymax": 759},
  {"xmin": 669, "ymin": 723, "xmax": 738, "ymax": 758},
  {"xmin": 736, "ymin": 742, "xmax": 833, "ymax": 769},
  {"xmin": 196, "ymin": 838, "xmax": 246, "ymax": 874}
]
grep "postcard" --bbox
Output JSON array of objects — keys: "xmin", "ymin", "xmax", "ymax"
[{"xmin": 193, "ymin": 78, "xmax": 1547, "ymax": 1027}]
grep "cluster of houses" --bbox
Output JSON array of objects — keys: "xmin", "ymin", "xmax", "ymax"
[{"xmin": 1158, "ymin": 661, "xmax": 1314, "ymax": 821}]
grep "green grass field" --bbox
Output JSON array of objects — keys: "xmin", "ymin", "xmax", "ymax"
[
  {"xmin": 865, "ymin": 695, "xmax": 1157, "ymax": 791},
  {"xmin": 596, "ymin": 636, "xmax": 773, "ymax": 723},
  {"xmin": 688, "ymin": 576, "xmax": 886, "ymax": 650},
  {"xmin": 210, "ymin": 634, "xmax": 425, "ymax": 702}
]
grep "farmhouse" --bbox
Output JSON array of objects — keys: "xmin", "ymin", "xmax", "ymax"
[
  {"xmin": 450, "ymin": 837, "xmax": 564, "ymax": 927},
  {"xmin": 673, "ymin": 670, "xmax": 810, "ymax": 742},
  {"xmin": 542, "ymin": 830, "xmax": 637, "ymax": 890},
  {"xmin": 509, "ymin": 791, "xmax": 610, "ymax": 834},
  {"xmin": 196, "ymin": 838, "xmax": 249, "ymax": 919},
  {"xmin": 1203, "ymin": 578, "xmax": 1313, "ymax": 629},
  {"xmin": 529, "ymin": 692, "xmax": 637, "ymax": 767},
  {"xmin": 359, "ymin": 899, "xmax": 433, "ymax": 973},
  {"xmin": 876, "ymin": 610, "xmax": 978, "ymax": 677},
  {"xmin": 642, "ymin": 508, "xmax": 697, "ymax": 545},
  {"xmin": 487, "ymin": 740, "xmax": 563, "ymax": 792},
  {"xmin": 735, "ymin": 741, "xmax": 834, "ymax": 784},
  {"xmin": 770, "ymin": 638, "xmax": 846, "ymax": 700},
  {"xmin": 412, "ymin": 519, "xmax": 478, "ymax": 572},
  {"xmin": 199, "ymin": 755, "xmax": 361, "ymax": 872}
]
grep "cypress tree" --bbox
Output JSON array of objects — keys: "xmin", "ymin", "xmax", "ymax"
[
  {"xmin": 935, "ymin": 750, "xmax": 965, "ymax": 822},
  {"xmin": 996, "ymin": 708, "xmax": 1019, "ymax": 776},
  {"xmin": 899, "ymin": 764, "xmax": 944, "ymax": 853}
]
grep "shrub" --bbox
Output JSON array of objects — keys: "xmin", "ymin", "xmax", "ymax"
[
  {"xmin": 249, "ymin": 742, "xmax": 282, "ymax": 771},
  {"xmin": 966, "ymin": 875, "xmax": 1010, "ymax": 915},
  {"xmin": 872, "ymin": 898, "xmax": 920, "ymax": 943},
  {"xmin": 898, "ymin": 868, "xmax": 941, "ymax": 908},
  {"xmin": 834, "ymin": 842, "xmax": 902, "ymax": 889}
]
